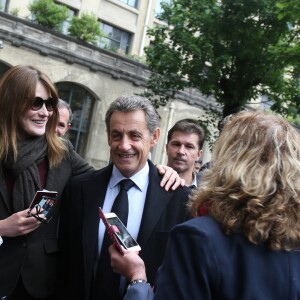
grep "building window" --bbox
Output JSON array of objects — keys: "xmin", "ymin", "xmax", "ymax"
[
  {"xmin": 0, "ymin": 61, "xmax": 11, "ymax": 77},
  {"xmin": 118, "ymin": 0, "xmax": 137, "ymax": 8},
  {"xmin": 60, "ymin": 7, "xmax": 77, "ymax": 34},
  {"xmin": 155, "ymin": 0, "xmax": 172, "ymax": 18},
  {"xmin": 98, "ymin": 22, "xmax": 132, "ymax": 54},
  {"xmin": 0, "ymin": 0, "xmax": 8, "ymax": 12},
  {"xmin": 56, "ymin": 82, "xmax": 95, "ymax": 157}
]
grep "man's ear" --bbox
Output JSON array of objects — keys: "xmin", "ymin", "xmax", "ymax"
[
  {"xmin": 150, "ymin": 128, "xmax": 160, "ymax": 146},
  {"xmin": 197, "ymin": 149, "xmax": 203, "ymax": 160}
]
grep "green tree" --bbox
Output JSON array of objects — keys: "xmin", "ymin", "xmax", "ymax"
[
  {"xmin": 28, "ymin": 0, "xmax": 69, "ymax": 31},
  {"xmin": 68, "ymin": 13, "xmax": 104, "ymax": 44},
  {"xmin": 145, "ymin": 0, "xmax": 300, "ymax": 117}
]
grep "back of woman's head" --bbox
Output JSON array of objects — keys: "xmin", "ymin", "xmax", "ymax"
[
  {"xmin": 0, "ymin": 65, "xmax": 66, "ymax": 166},
  {"xmin": 189, "ymin": 111, "xmax": 300, "ymax": 251}
]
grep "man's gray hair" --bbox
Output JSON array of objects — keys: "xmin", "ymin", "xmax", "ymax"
[
  {"xmin": 105, "ymin": 95, "xmax": 159, "ymax": 133},
  {"xmin": 58, "ymin": 99, "xmax": 73, "ymax": 123}
]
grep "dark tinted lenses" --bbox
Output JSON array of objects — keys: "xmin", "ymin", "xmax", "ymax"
[{"xmin": 32, "ymin": 97, "xmax": 55, "ymax": 112}]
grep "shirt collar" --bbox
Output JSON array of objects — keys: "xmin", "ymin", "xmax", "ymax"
[
  {"xmin": 190, "ymin": 172, "xmax": 198, "ymax": 187},
  {"xmin": 110, "ymin": 163, "xmax": 149, "ymax": 191}
]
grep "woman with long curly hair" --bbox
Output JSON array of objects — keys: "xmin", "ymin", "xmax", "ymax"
[{"xmin": 109, "ymin": 110, "xmax": 300, "ymax": 300}]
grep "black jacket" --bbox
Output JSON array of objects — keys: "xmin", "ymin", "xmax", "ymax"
[{"xmin": 59, "ymin": 160, "xmax": 191, "ymax": 300}]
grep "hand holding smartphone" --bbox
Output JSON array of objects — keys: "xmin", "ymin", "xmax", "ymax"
[
  {"xmin": 99, "ymin": 207, "xmax": 141, "ymax": 254},
  {"xmin": 28, "ymin": 190, "xmax": 57, "ymax": 224}
]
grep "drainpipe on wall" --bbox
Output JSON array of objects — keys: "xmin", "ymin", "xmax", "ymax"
[
  {"xmin": 139, "ymin": 0, "xmax": 153, "ymax": 57},
  {"xmin": 160, "ymin": 101, "xmax": 175, "ymax": 165}
]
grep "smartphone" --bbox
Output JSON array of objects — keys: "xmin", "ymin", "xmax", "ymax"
[
  {"xmin": 28, "ymin": 190, "xmax": 57, "ymax": 224},
  {"xmin": 99, "ymin": 207, "xmax": 141, "ymax": 253}
]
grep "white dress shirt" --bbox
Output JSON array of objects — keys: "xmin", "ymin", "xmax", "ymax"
[{"xmin": 97, "ymin": 163, "xmax": 149, "ymax": 256}]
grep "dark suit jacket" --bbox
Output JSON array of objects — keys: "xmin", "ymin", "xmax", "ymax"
[
  {"xmin": 0, "ymin": 142, "xmax": 92, "ymax": 298},
  {"xmin": 124, "ymin": 215, "xmax": 300, "ymax": 300},
  {"xmin": 59, "ymin": 160, "xmax": 191, "ymax": 300}
]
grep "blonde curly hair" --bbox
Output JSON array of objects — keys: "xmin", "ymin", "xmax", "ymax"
[{"xmin": 189, "ymin": 111, "xmax": 300, "ymax": 251}]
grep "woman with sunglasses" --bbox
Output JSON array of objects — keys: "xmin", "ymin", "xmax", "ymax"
[
  {"xmin": 0, "ymin": 65, "xmax": 185, "ymax": 300},
  {"xmin": 0, "ymin": 65, "xmax": 93, "ymax": 300}
]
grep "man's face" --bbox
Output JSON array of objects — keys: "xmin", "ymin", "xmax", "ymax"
[
  {"xmin": 166, "ymin": 131, "xmax": 202, "ymax": 175},
  {"xmin": 194, "ymin": 161, "xmax": 201, "ymax": 173},
  {"xmin": 108, "ymin": 110, "xmax": 160, "ymax": 177},
  {"xmin": 55, "ymin": 107, "xmax": 70, "ymax": 137}
]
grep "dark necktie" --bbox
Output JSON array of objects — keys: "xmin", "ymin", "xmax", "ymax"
[
  {"xmin": 92, "ymin": 179, "xmax": 135, "ymax": 300},
  {"xmin": 111, "ymin": 179, "xmax": 135, "ymax": 226}
]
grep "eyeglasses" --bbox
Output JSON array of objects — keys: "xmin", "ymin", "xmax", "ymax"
[{"xmin": 31, "ymin": 97, "xmax": 55, "ymax": 112}]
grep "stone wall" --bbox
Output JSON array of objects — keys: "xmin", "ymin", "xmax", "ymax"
[{"xmin": 0, "ymin": 12, "xmax": 216, "ymax": 168}]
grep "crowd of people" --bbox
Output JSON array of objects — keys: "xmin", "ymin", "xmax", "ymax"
[
  {"xmin": 1, "ymin": 64, "xmax": 300, "ymax": 300},
  {"xmin": 111, "ymin": 110, "xmax": 300, "ymax": 300},
  {"xmin": 0, "ymin": 65, "xmax": 186, "ymax": 300}
]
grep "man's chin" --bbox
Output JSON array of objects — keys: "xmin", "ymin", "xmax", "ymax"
[
  {"xmin": 116, "ymin": 165, "xmax": 136, "ymax": 177},
  {"xmin": 171, "ymin": 163, "xmax": 186, "ymax": 172},
  {"xmin": 170, "ymin": 168, "xmax": 183, "ymax": 175}
]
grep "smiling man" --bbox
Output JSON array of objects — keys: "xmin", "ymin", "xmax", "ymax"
[
  {"xmin": 166, "ymin": 119, "xmax": 205, "ymax": 187},
  {"xmin": 59, "ymin": 96, "xmax": 191, "ymax": 300}
]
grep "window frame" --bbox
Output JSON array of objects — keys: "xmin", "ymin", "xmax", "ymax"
[
  {"xmin": 118, "ymin": 0, "xmax": 138, "ymax": 8},
  {"xmin": 98, "ymin": 21, "xmax": 132, "ymax": 54}
]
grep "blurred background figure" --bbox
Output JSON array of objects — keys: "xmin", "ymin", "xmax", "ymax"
[
  {"xmin": 193, "ymin": 159, "xmax": 202, "ymax": 173},
  {"xmin": 56, "ymin": 99, "xmax": 72, "ymax": 137}
]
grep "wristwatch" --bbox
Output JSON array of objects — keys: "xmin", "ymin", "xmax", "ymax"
[{"xmin": 0, "ymin": 236, "xmax": 3, "ymax": 246}]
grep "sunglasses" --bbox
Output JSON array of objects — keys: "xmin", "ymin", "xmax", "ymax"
[{"xmin": 31, "ymin": 97, "xmax": 55, "ymax": 112}]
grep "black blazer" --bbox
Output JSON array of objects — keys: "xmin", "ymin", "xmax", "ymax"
[
  {"xmin": 124, "ymin": 216, "xmax": 300, "ymax": 300},
  {"xmin": 0, "ymin": 143, "xmax": 92, "ymax": 298},
  {"xmin": 59, "ymin": 160, "xmax": 191, "ymax": 300}
]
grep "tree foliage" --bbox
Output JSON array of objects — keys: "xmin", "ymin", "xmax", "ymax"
[
  {"xmin": 68, "ymin": 13, "xmax": 104, "ymax": 44},
  {"xmin": 28, "ymin": 0, "xmax": 69, "ymax": 31},
  {"xmin": 145, "ymin": 0, "xmax": 300, "ymax": 117}
]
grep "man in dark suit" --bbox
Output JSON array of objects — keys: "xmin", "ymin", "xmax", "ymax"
[{"xmin": 59, "ymin": 95, "xmax": 190, "ymax": 300}]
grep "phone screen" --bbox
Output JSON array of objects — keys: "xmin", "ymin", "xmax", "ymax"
[{"xmin": 105, "ymin": 215, "xmax": 140, "ymax": 250}]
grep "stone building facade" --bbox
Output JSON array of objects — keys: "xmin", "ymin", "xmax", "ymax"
[{"xmin": 0, "ymin": 2, "xmax": 216, "ymax": 168}]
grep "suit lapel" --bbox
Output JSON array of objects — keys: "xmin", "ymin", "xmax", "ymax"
[
  {"xmin": 137, "ymin": 161, "xmax": 173, "ymax": 246},
  {"xmin": 81, "ymin": 165, "xmax": 112, "ymax": 297}
]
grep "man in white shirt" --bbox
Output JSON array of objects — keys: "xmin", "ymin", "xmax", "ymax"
[
  {"xmin": 166, "ymin": 119, "xmax": 205, "ymax": 187},
  {"xmin": 59, "ymin": 96, "xmax": 191, "ymax": 300}
]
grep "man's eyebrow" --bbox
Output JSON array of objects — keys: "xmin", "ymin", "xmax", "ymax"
[
  {"xmin": 111, "ymin": 129, "xmax": 121, "ymax": 134},
  {"xmin": 129, "ymin": 129, "xmax": 142, "ymax": 134}
]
